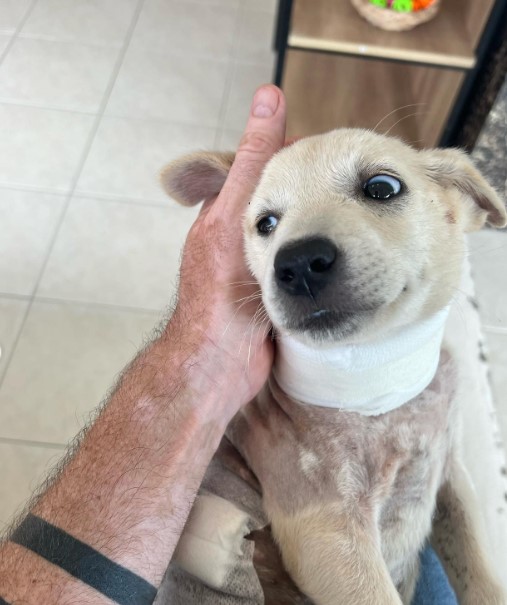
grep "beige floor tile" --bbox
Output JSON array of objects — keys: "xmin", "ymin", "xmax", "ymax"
[
  {"xmin": 468, "ymin": 229, "xmax": 507, "ymax": 329},
  {"xmin": 222, "ymin": 61, "xmax": 274, "ymax": 131},
  {"xmin": 444, "ymin": 260, "xmax": 507, "ymax": 579},
  {"xmin": 20, "ymin": 0, "xmax": 138, "ymax": 47},
  {"xmin": 252, "ymin": 0, "xmax": 278, "ymax": 13},
  {"xmin": 0, "ymin": 0, "xmax": 31, "ymax": 34},
  {"xmin": 236, "ymin": 8, "xmax": 276, "ymax": 65},
  {"xmin": 483, "ymin": 330, "xmax": 507, "ymax": 448},
  {"xmin": 0, "ymin": 38, "xmax": 118, "ymax": 112},
  {"xmin": 37, "ymin": 197, "xmax": 198, "ymax": 309},
  {"xmin": 0, "ymin": 189, "xmax": 64, "ymax": 295},
  {"xmin": 217, "ymin": 127, "xmax": 243, "ymax": 150},
  {"xmin": 0, "ymin": 300, "xmax": 160, "ymax": 444},
  {"xmin": 192, "ymin": 0, "xmax": 240, "ymax": 5},
  {"xmin": 130, "ymin": 0, "xmax": 238, "ymax": 61},
  {"xmin": 0, "ymin": 105, "xmax": 94, "ymax": 191},
  {"xmin": 0, "ymin": 442, "xmax": 65, "ymax": 530},
  {"xmin": 105, "ymin": 47, "xmax": 229, "ymax": 128},
  {"xmin": 0, "ymin": 33, "xmax": 11, "ymax": 53},
  {"xmin": 77, "ymin": 116, "xmax": 215, "ymax": 204},
  {"xmin": 0, "ymin": 297, "xmax": 29, "ymax": 381}
]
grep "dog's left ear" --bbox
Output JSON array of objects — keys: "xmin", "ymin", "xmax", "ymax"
[
  {"xmin": 422, "ymin": 148, "xmax": 507, "ymax": 230},
  {"xmin": 160, "ymin": 151, "xmax": 235, "ymax": 206}
]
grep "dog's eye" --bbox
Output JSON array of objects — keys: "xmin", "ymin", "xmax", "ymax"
[
  {"xmin": 364, "ymin": 175, "xmax": 402, "ymax": 200},
  {"xmin": 257, "ymin": 215, "xmax": 278, "ymax": 235}
]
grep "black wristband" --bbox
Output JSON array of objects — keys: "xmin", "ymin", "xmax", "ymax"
[{"xmin": 11, "ymin": 514, "xmax": 157, "ymax": 605}]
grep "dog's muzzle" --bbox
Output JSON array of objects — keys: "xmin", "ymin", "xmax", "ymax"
[{"xmin": 274, "ymin": 237, "xmax": 339, "ymax": 297}]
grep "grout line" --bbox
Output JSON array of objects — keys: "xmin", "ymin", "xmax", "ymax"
[
  {"xmin": 0, "ymin": 183, "xmax": 171, "ymax": 208},
  {"xmin": 0, "ymin": 0, "xmax": 38, "ymax": 66},
  {"xmin": 0, "ymin": 182, "xmax": 216, "ymax": 209},
  {"xmin": 215, "ymin": 0, "xmax": 246, "ymax": 145},
  {"xmin": 0, "ymin": 103, "xmax": 219, "ymax": 132},
  {"xmin": 0, "ymin": 299, "xmax": 31, "ymax": 386},
  {"xmin": 0, "ymin": 99, "xmax": 99, "ymax": 116},
  {"xmin": 117, "ymin": 44, "xmax": 236, "ymax": 65},
  {"xmin": 0, "ymin": 0, "xmax": 147, "ymax": 393},
  {"xmin": 215, "ymin": 0, "xmax": 277, "ymax": 140},
  {"xmin": 0, "ymin": 292, "xmax": 169, "ymax": 317},
  {"xmin": 95, "ymin": 112, "xmax": 221, "ymax": 129},
  {"xmin": 70, "ymin": 193, "xmax": 174, "ymax": 208},
  {"xmin": 31, "ymin": 0, "xmax": 147, "ymax": 290},
  {"xmin": 11, "ymin": 36, "xmax": 247, "ymax": 66},
  {"xmin": 0, "ymin": 183, "xmax": 70, "ymax": 196},
  {"xmin": 483, "ymin": 325, "xmax": 507, "ymax": 336},
  {"xmin": 0, "ymin": 104, "xmax": 220, "ymax": 130},
  {"xmin": 0, "ymin": 292, "xmax": 31, "ymax": 303},
  {"xmin": 16, "ymin": 32, "xmax": 125, "ymax": 50},
  {"xmin": 0, "ymin": 436, "xmax": 67, "ymax": 451}
]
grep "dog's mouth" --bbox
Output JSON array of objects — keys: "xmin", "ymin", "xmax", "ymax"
[
  {"xmin": 266, "ymin": 284, "xmax": 396, "ymax": 340},
  {"xmin": 280, "ymin": 306, "xmax": 369, "ymax": 340},
  {"xmin": 300, "ymin": 309, "xmax": 347, "ymax": 331}
]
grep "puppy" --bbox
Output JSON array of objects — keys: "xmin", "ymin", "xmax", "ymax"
[{"xmin": 157, "ymin": 130, "xmax": 507, "ymax": 605}]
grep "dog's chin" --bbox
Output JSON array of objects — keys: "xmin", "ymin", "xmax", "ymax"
[{"xmin": 277, "ymin": 309, "xmax": 367, "ymax": 343}]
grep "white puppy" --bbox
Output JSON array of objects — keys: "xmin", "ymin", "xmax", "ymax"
[{"xmin": 159, "ymin": 129, "xmax": 507, "ymax": 605}]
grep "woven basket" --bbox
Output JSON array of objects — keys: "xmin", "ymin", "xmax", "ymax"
[{"xmin": 351, "ymin": 0, "xmax": 441, "ymax": 31}]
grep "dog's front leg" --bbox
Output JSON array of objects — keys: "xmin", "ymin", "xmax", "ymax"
[
  {"xmin": 269, "ymin": 504, "xmax": 403, "ymax": 605},
  {"xmin": 431, "ymin": 458, "xmax": 506, "ymax": 605}
]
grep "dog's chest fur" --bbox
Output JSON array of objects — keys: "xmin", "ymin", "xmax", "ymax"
[{"xmin": 227, "ymin": 350, "xmax": 458, "ymax": 585}]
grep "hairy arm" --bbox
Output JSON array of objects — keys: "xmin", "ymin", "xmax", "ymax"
[{"xmin": 0, "ymin": 85, "xmax": 286, "ymax": 604}]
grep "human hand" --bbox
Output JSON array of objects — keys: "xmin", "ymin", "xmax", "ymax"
[
  {"xmin": 0, "ymin": 88, "xmax": 286, "ymax": 600},
  {"xmin": 166, "ymin": 85, "xmax": 287, "ymax": 426}
]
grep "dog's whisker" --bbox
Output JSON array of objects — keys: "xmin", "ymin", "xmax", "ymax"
[
  {"xmin": 221, "ymin": 291, "xmax": 263, "ymax": 338},
  {"xmin": 221, "ymin": 297, "xmax": 261, "ymax": 338},
  {"xmin": 254, "ymin": 312, "xmax": 270, "ymax": 334},
  {"xmin": 383, "ymin": 111, "xmax": 430, "ymax": 137},
  {"xmin": 232, "ymin": 292, "xmax": 263, "ymax": 306},
  {"xmin": 225, "ymin": 278, "xmax": 259, "ymax": 285},
  {"xmin": 226, "ymin": 281, "xmax": 260, "ymax": 288},
  {"xmin": 236, "ymin": 301, "xmax": 268, "ymax": 359},
  {"xmin": 449, "ymin": 294, "xmax": 469, "ymax": 330},
  {"xmin": 261, "ymin": 321, "xmax": 273, "ymax": 343},
  {"xmin": 405, "ymin": 137, "xmax": 426, "ymax": 146},
  {"xmin": 420, "ymin": 274, "xmax": 473, "ymax": 301},
  {"xmin": 249, "ymin": 305, "xmax": 270, "ymax": 334},
  {"xmin": 373, "ymin": 103, "xmax": 427, "ymax": 134}
]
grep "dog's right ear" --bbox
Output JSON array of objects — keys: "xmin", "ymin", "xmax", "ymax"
[{"xmin": 160, "ymin": 151, "xmax": 235, "ymax": 206}]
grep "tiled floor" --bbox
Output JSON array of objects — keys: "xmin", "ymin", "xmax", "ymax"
[
  {"xmin": 469, "ymin": 75, "xmax": 507, "ymax": 450},
  {"xmin": 468, "ymin": 229, "xmax": 507, "ymax": 444},
  {"xmin": 0, "ymin": 0, "xmax": 276, "ymax": 529},
  {"xmin": 0, "ymin": 0, "xmax": 506, "ymax": 570}
]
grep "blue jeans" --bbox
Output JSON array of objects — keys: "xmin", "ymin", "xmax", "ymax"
[{"xmin": 412, "ymin": 545, "xmax": 457, "ymax": 605}]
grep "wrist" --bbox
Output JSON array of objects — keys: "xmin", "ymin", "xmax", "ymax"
[{"xmin": 157, "ymin": 312, "xmax": 244, "ymax": 429}]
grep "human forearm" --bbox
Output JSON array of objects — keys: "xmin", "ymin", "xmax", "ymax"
[
  {"xmin": 0, "ymin": 318, "xmax": 229, "ymax": 602},
  {"xmin": 0, "ymin": 84, "xmax": 286, "ymax": 605}
]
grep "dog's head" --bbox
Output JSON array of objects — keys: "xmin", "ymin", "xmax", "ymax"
[{"xmin": 161, "ymin": 129, "xmax": 506, "ymax": 345}]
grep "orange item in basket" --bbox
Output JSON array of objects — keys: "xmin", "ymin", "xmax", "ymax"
[{"xmin": 413, "ymin": 0, "xmax": 436, "ymax": 10}]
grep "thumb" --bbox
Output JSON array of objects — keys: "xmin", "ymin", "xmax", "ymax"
[{"xmin": 220, "ymin": 84, "xmax": 286, "ymax": 208}]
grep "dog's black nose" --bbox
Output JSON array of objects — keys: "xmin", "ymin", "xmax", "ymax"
[{"xmin": 274, "ymin": 237, "xmax": 338, "ymax": 296}]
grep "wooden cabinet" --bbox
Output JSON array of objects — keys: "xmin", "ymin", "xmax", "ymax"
[{"xmin": 274, "ymin": 0, "xmax": 507, "ymax": 149}]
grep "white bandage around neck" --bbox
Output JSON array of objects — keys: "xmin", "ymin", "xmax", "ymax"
[{"xmin": 273, "ymin": 307, "xmax": 450, "ymax": 416}]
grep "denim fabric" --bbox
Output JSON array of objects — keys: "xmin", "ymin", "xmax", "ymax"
[{"xmin": 412, "ymin": 545, "xmax": 458, "ymax": 605}]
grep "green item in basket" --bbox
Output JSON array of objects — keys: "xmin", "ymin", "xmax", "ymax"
[
  {"xmin": 370, "ymin": 0, "xmax": 388, "ymax": 6},
  {"xmin": 391, "ymin": 0, "xmax": 413, "ymax": 10}
]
